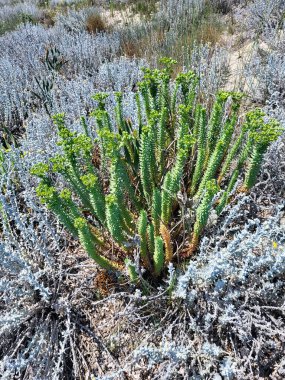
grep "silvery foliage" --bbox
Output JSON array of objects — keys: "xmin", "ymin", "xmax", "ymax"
[
  {"xmin": 245, "ymin": 24, "xmax": 285, "ymax": 123},
  {"xmin": 19, "ymin": 57, "xmax": 143, "ymax": 159},
  {"xmin": 121, "ymin": 0, "xmax": 206, "ymax": 60},
  {"xmin": 96, "ymin": 198, "xmax": 285, "ymax": 379},
  {"xmin": 186, "ymin": 43, "xmax": 230, "ymax": 100},
  {"xmin": 0, "ymin": 24, "xmax": 49, "ymax": 127},
  {"xmin": 54, "ymin": 9, "xmax": 89, "ymax": 33},
  {"xmin": 119, "ymin": 0, "xmax": 230, "ymax": 92},
  {"xmin": 54, "ymin": 6, "xmax": 106, "ymax": 33},
  {"xmin": 95, "ymin": 57, "xmax": 146, "ymax": 91},
  {"xmin": 0, "ymin": 0, "xmax": 147, "ymax": 133},
  {"xmin": 158, "ymin": 0, "xmax": 206, "ymax": 22},
  {"xmin": 0, "ymin": 149, "xmax": 74, "ymax": 379},
  {"xmin": 238, "ymin": 0, "xmax": 285, "ymax": 37},
  {"xmin": 0, "ymin": 0, "xmax": 230, "ymax": 135},
  {"xmin": 49, "ymin": 0, "xmax": 84, "ymax": 5},
  {"xmin": 0, "ymin": 20, "xmax": 120, "ymax": 130},
  {"xmin": 0, "ymin": 2, "xmax": 41, "ymax": 23},
  {"xmin": 247, "ymin": 49, "xmax": 285, "ymax": 108}
]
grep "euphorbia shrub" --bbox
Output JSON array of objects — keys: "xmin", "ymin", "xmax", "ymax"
[{"xmin": 31, "ymin": 59, "xmax": 281, "ymax": 282}]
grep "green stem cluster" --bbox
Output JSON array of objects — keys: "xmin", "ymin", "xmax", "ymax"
[{"xmin": 30, "ymin": 60, "xmax": 281, "ymax": 283}]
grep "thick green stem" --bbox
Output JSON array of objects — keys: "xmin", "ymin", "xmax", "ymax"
[
  {"xmin": 190, "ymin": 180, "xmax": 218, "ymax": 253},
  {"xmin": 106, "ymin": 195, "xmax": 127, "ymax": 245},
  {"xmin": 191, "ymin": 107, "xmax": 207, "ymax": 194},
  {"xmin": 152, "ymin": 188, "xmax": 162, "ymax": 236},
  {"xmin": 216, "ymin": 169, "xmax": 239, "ymax": 214},
  {"xmin": 218, "ymin": 130, "xmax": 245, "ymax": 183},
  {"xmin": 196, "ymin": 141, "xmax": 225, "ymax": 198},
  {"xmin": 138, "ymin": 210, "xmax": 149, "ymax": 266},
  {"xmin": 153, "ymin": 236, "xmax": 164, "ymax": 276},
  {"xmin": 244, "ymin": 145, "xmax": 266, "ymax": 190},
  {"xmin": 75, "ymin": 218, "xmax": 117, "ymax": 271}
]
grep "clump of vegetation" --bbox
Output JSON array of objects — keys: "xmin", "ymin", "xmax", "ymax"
[
  {"xmin": 31, "ymin": 59, "xmax": 281, "ymax": 283},
  {"xmin": 86, "ymin": 12, "xmax": 108, "ymax": 34},
  {"xmin": 0, "ymin": 12, "xmax": 36, "ymax": 35},
  {"xmin": 130, "ymin": 0, "xmax": 157, "ymax": 18},
  {"xmin": 120, "ymin": 0, "xmax": 225, "ymax": 61}
]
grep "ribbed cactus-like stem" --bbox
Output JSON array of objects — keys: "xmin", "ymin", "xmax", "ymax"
[
  {"xmin": 36, "ymin": 182, "xmax": 78, "ymax": 237},
  {"xmin": 154, "ymin": 236, "xmax": 164, "ymax": 276},
  {"xmin": 216, "ymin": 168, "xmax": 239, "ymax": 215},
  {"xmin": 147, "ymin": 223, "xmax": 155, "ymax": 256},
  {"xmin": 138, "ymin": 210, "xmax": 149, "ymax": 266},
  {"xmin": 31, "ymin": 64, "xmax": 280, "ymax": 284},
  {"xmin": 81, "ymin": 116, "xmax": 90, "ymax": 137},
  {"xmin": 74, "ymin": 217, "xmax": 118, "ymax": 270},
  {"xmin": 177, "ymin": 105, "xmax": 193, "ymax": 153},
  {"xmin": 109, "ymin": 158, "xmax": 137, "ymax": 209},
  {"xmin": 192, "ymin": 104, "xmax": 201, "ymax": 142},
  {"xmin": 218, "ymin": 131, "xmax": 244, "ymax": 184},
  {"xmin": 243, "ymin": 111, "xmax": 282, "ymax": 190},
  {"xmin": 93, "ymin": 109, "xmax": 112, "ymax": 132},
  {"xmin": 171, "ymin": 81, "xmax": 179, "ymax": 116},
  {"xmin": 161, "ymin": 172, "xmax": 173, "ymax": 225},
  {"xmin": 106, "ymin": 195, "xmax": 127, "ymax": 245},
  {"xmin": 191, "ymin": 107, "xmax": 207, "ymax": 194},
  {"xmin": 158, "ymin": 76, "xmax": 170, "ymax": 110},
  {"xmin": 125, "ymin": 259, "xmax": 139, "ymax": 283},
  {"xmin": 148, "ymin": 126, "xmax": 158, "ymax": 187},
  {"xmin": 188, "ymin": 180, "xmax": 218, "ymax": 256},
  {"xmin": 206, "ymin": 99, "xmax": 223, "ymax": 161},
  {"xmin": 115, "ymin": 92, "xmax": 124, "ymax": 133},
  {"xmin": 59, "ymin": 188, "xmax": 81, "ymax": 220},
  {"xmin": 170, "ymin": 149, "xmax": 188, "ymax": 195},
  {"xmin": 160, "ymin": 223, "xmax": 173, "ymax": 264},
  {"xmin": 135, "ymin": 93, "xmax": 143, "ymax": 131},
  {"xmin": 140, "ymin": 82, "xmax": 153, "ymax": 122},
  {"xmin": 52, "ymin": 201, "xmax": 78, "ymax": 237},
  {"xmin": 186, "ymin": 76, "xmax": 198, "ymax": 108},
  {"xmin": 70, "ymin": 165, "xmax": 93, "ymax": 207},
  {"xmin": 51, "ymin": 155, "xmax": 92, "ymax": 211},
  {"xmin": 176, "ymin": 71, "xmax": 198, "ymax": 107},
  {"xmin": 157, "ymin": 107, "xmax": 168, "ymax": 175},
  {"xmin": 196, "ymin": 141, "xmax": 225, "ymax": 198},
  {"xmin": 151, "ymin": 188, "xmax": 161, "ymax": 236},
  {"xmin": 80, "ymin": 173, "xmax": 106, "ymax": 226},
  {"xmin": 139, "ymin": 127, "xmax": 156, "ymax": 200},
  {"xmin": 243, "ymin": 145, "xmax": 266, "ymax": 190},
  {"xmin": 198, "ymin": 111, "xmax": 237, "ymax": 198}
]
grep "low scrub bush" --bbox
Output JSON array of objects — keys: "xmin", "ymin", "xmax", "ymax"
[
  {"xmin": 120, "ymin": 0, "xmax": 225, "ymax": 62},
  {"xmin": 130, "ymin": 0, "xmax": 157, "ymax": 18},
  {"xmin": 0, "ymin": 12, "xmax": 36, "ymax": 35},
  {"xmin": 31, "ymin": 59, "xmax": 281, "ymax": 284},
  {"xmin": 86, "ymin": 12, "xmax": 107, "ymax": 34}
]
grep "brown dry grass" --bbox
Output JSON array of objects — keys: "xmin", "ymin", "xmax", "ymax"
[
  {"xmin": 86, "ymin": 12, "xmax": 108, "ymax": 34},
  {"xmin": 121, "ymin": 28, "xmax": 166, "ymax": 59},
  {"xmin": 120, "ymin": 9, "xmax": 224, "ymax": 63},
  {"xmin": 195, "ymin": 19, "xmax": 224, "ymax": 45},
  {"xmin": 39, "ymin": 10, "xmax": 56, "ymax": 27},
  {"xmin": 121, "ymin": 39, "xmax": 143, "ymax": 58}
]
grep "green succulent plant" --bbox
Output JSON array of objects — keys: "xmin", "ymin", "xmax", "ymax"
[{"xmin": 31, "ymin": 60, "xmax": 282, "ymax": 283}]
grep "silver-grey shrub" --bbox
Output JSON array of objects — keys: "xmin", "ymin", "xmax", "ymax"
[
  {"xmin": 239, "ymin": 0, "xmax": 285, "ymax": 37},
  {"xmin": 95, "ymin": 200, "xmax": 285, "ymax": 379},
  {"xmin": 0, "ymin": 147, "xmax": 102, "ymax": 379},
  {"xmin": 245, "ymin": 28, "xmax": 285, "ymax": 123},
  {"xmin": 0, "ymin": 149, "xmax": 65, "ymax": 379}
]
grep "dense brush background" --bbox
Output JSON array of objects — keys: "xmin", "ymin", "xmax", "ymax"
[{"xmin": 1, "ymin": 0, "xmax": 285, "ymax": 379}]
